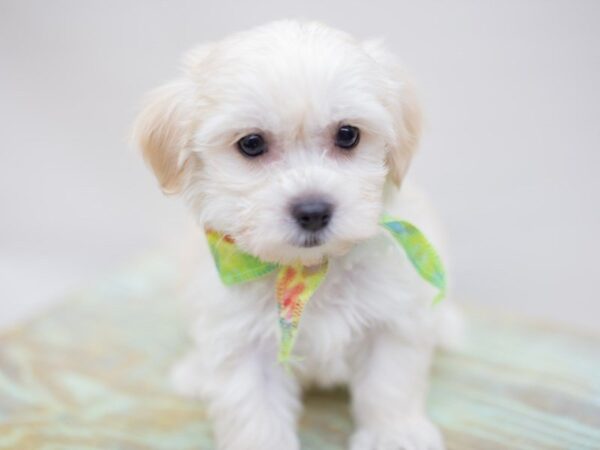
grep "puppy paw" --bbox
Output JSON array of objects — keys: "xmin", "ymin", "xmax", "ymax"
[{"xmin": 349, "ymin": 418, "xmax": 444, "ymax": 450}]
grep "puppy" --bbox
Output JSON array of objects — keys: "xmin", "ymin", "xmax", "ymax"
[{"xmin": 134, "ymin": 20, "xmax": 460, "ymax": 450}]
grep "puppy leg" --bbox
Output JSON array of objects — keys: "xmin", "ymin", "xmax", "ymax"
[
  {"xmin": 349, "ymin": 330, "xmax": 444, "ymax": 450},
  {"xmin": 174, "ymin": 349, "xmax": 302, "ymax": 450}
]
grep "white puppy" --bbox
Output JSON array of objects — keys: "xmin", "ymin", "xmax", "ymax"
[{"xmin": 134, "ymin": 20, "xmax": 460, "ymax": 450}]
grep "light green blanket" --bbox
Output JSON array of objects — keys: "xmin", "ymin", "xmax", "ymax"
[{"xmin": 0, "ymin": 256, "xmax": 598, "ymax": 449}]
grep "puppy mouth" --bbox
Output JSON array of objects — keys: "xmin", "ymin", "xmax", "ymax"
[
  {"xmin": 288, "ymin": 231, "xmax": 325, "ymax": 248},
  {"xmin": 300, "ymin": 233, "xmax": 322, "ymax": 248}
]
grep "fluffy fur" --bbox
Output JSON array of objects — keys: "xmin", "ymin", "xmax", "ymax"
[{"xmin": 134, "ymin": 20, "xmax": 461, "ymax": 450}]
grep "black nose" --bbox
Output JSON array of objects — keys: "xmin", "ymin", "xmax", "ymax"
[{"xmin": 292, "ymin": 200, "xmax": 333, "ymax": 232}]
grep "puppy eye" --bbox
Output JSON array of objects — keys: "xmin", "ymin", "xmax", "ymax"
[
  {"xmin": 237, "ymin": 134, "xmax": 267, "ymax": 157},
  {"xmin": 334, "ymin": 125, "xmax": 360, "ymax": 150}
]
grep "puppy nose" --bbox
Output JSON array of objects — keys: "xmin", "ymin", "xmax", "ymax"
[{"xmin": 292, "ymin": 200, "xmax": 333, "ymax": 232}]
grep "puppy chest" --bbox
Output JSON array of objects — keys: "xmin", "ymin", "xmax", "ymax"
[{"xmin": 293, "ymin": 308, "xmax": 363, "ymax": 386}]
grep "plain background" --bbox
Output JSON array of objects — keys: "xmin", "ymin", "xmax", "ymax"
[{"xmin": 1, "ymin": 1, "xmax": 599, "ymax": 332}]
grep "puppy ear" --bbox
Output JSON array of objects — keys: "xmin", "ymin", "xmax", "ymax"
[
  {"xmin": 363, "ymin": 39, "xmax": 423, "ymax": 187},
  {"xmin": 132, "ymin": 80, "xmax": 197, "ymax": 195}
]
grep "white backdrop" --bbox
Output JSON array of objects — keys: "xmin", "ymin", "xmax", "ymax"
[{"xmin": 1, "ymin": 0, "xmax": 599, "ymax": 332}]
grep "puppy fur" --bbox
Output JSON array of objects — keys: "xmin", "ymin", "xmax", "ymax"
[{"xmin": 134, "ymin": 20, "xmax": 461, "ymax": 450}]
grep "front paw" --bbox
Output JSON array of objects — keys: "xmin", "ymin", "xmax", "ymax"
[{"xmin": 349, "ymin": 418, "xmax": 444, "ymax": 450}]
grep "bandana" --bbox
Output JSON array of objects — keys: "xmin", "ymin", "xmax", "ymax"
[{"xmin": 205, "ymin": 216, "xmax": 446, "ymax": 365}]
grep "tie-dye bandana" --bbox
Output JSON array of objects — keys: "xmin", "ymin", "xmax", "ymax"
[{"xmin": 205, "ymin": 217, "xmax": 445, "ymax": 365}]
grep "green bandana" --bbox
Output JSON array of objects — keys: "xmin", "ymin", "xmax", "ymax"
[{"xmin": 206, "ymin": 216, "xmax": 446, "ymax": 365}]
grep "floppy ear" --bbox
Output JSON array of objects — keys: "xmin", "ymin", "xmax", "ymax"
[
  {"xmin": 132, "ymin": 80, "xmax": 197, "ymax": 194},
  {"xmin": 363, "ymin": 40, "xmax": 423, "ymax": 186}
]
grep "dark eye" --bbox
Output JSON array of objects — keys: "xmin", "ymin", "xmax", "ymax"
[
  {"xmin": 237, "ymin": 134, "xmax": 267, "ymax": 157},
  {"xmin": 335, "ymin": 125, "xmax": 360, "ymax": 150}
]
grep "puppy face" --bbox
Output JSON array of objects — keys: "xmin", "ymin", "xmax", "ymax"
[{"xmin": 134, "ymin": 21, "xmax": 421, "ymax": 265}]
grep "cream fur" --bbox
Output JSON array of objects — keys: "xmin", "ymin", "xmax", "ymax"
[{"xmin": 134, "ymin": 20, "xmax": 461, "ymax": 450}]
